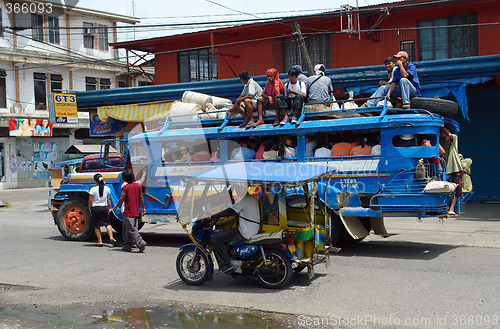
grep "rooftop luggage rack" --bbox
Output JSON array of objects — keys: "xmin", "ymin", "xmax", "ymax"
[{"xmin": 159, "ymin": 96, "xmax": 437, "ymax": 133}]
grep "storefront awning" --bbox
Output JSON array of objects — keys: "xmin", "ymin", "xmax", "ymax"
[
  {"xmin": 98, "ymin": 100, "xmax": 173, "ymax": 122},
  {"xmin": 65, "ymin": 144, "xmax": 116, "ymax": 155}
]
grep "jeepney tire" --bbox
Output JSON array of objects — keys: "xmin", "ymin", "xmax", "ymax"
[
  {"xmin": 410, "ymin": 97, "xmax": 458, "ymax": 117},
  {"xmin": 110, "ymin": 214, "xmax": 123, "ymax": 235},
  {"xmin": 329, "ymin": 210, "xmax": 343, "ymax": 246},
  {"xmin": 56, "ymin": 198, "xmax": 94, "ymax": 241}
]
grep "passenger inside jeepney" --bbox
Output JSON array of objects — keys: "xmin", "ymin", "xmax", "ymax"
[
  {"xmin": 331, "ymin": 131, "xmax": 359, "ymax": 156},
  {"xmin": 230, "ymin": 137, "xmax": 255, "ymax": 161},
  {"xmin": 262, "ymin": 139, "xmax": 278, "ymax": 160},
  {"xmin": 176, "ymin": 146, "xmax": 192, "ymax": 162},
  {"xmin": 192, "ymin": 144, "xmax": 211, "ymax": 162},
  {"xmin": 350, "ymin": 135, "xmax": 373, "ymax": 156},
  {"xmin": 278, "ymin": 135, "xmax": 296, "ymax": 159}
]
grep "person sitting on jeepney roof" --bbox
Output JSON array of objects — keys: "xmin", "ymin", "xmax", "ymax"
[
  {"xmin": 363, "ymin": 51, "xmax": 420, "ymax": 109},
  {"xmin": 350, "ymin": 136, "xmax": 373, "ymax": 156},
  {"xmin": 230, "ymin": 137, "xmax": 256, "ymax": 161},
  {"xmin": 292, "ymin": 64, "xmax": 308, "ymax": 83},
  {"xmin": 379, "ymin": 57, "xmax": 396, "ymax": 86},
  {"xmin": 207, "ymin": 183, "xmax": 260, "ymax": 274},
  {"xmin": 331, "ymin": 132, "xmax": 359, "ymax": 157},
  {"xmin": 274, "ymin": 68, "xmax": 306, "ymax": 126},
  {"xmin": 175, "ymin": 146, "xmax": 192, "ymax": 162},
  {"xmin": 304, "ymin": 64, "xmax": 337, "ymax": 112},
  {"xmin": 262, "ymin": 68, "xmax": 285, "ymax": 123},
  {"xmin": 228, "ymin": 71, "xmax": 265, "ymax": 129},
  {"xmin": 278, "ymin": 135, "xmax": 296, "ymax": 159}
]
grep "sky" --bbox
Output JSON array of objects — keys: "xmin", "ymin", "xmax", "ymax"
[{"xmin": 76, "ymin": 0, "xmax": 390, "ymax": 41}]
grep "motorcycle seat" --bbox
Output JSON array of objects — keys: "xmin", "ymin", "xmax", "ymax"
[{"xmin": 247, "ymin": 230, "xmax": 284, "ymax": 245}]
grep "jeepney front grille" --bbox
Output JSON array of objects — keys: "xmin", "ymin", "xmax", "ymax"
[{"xmin": 380, "ymin": 205, "xmax": 447, "ymax": 217}]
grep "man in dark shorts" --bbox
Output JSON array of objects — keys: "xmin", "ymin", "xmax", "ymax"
[
  {"xmin": 439, "ymin": 127, "xmax": 463, "ymax": 216},
  {"xmin": 111, "ymin": 170, "xmax": 147, "ymax": 252}
]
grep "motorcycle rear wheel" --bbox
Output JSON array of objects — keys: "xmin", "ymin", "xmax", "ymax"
[
  {"xmin": 176, "ymin": 246, "xmax": 210, "ymax": 286},
  {"xmin": 256, "ymin": 249, "xmax": 293, "ymax": 289}
]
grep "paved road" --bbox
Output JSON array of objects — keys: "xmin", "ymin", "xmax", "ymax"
[{"xmin": 1, "ymin": 188, "xmax": 500, "ymax": 328}]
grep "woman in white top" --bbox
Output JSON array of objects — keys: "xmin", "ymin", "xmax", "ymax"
[
  {"xmin": 278, "ymin": 136, "xmax": 296, "ymax": 159},
  {"xmin": 88, "ymin": 173, "xmax": 117, "ymax": 247}
]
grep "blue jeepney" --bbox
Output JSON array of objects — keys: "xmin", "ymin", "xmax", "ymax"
[{"xmin": 50, "ymin": 97, "xmax": 468, "ymax": 244}]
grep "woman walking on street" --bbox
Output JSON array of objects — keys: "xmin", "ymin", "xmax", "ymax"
[{"xmin": 89, "ymin": 173, "xmax": 118, "ymax": 247}]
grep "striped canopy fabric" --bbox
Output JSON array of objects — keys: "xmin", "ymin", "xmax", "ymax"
[{"xmin": 97, "ymin": 100, "xmax": 174, "ymax": 122}]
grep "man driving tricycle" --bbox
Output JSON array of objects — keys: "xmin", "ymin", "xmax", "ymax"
[{"xmin": 175, "ymin": 162, "xmax": 337, "ymax": 289}]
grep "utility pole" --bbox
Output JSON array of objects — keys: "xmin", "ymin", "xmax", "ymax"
[{"xmin": 291, "ymin": 21, "xmax": 314, "ymax": 76}]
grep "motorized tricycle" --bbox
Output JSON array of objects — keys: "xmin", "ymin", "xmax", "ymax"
[{"xmin": 175, "ymin": 162, "xmax": 337, "ymax": 289}]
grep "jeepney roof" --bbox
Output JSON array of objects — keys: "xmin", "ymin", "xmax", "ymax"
[
  {"xmin": 184, "ymin": 162, "xmax": 336, "ymax": 186},
  {"xmin": 127, "ymin": 112, "xmax": 446, "ymax": 143}
]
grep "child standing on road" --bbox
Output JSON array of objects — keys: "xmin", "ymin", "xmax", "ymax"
[
  {"xmin": 110, "ymin": 170, "xmax": 147, "ymax": 252},
  {"xmin": 89, "ymin": 173, "xmax": 118, "ymax": 247}
]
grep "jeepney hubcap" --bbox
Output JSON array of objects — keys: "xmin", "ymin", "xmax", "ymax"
[{"xmin": 64, "ymin": 207, "xmax": 87, "ymax": 233}]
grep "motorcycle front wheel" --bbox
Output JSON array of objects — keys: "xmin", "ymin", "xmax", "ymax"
[
  {"xmin": 255, "ymin": 249, "xmax": 293, "ymax": 289},
  {"xmin": 176, "ymin": 246, "xmax": 210, "ymax": 286}
]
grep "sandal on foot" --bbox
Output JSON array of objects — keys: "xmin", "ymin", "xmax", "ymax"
[
  {"xmin": 96, "ymin": 243, "xmax": 104, "ymax": 247},
  {"xmin": 272, "ymin": 121, "xmax": 280, "ymax": 127},
  {"xmin": 110, "ymin": 239, "xmax": 119, "ymax": 247},
  {"xmin": 238, "ymin": 121, "xmax": 248, "ymax": 128},
  {"xmin": 245, "ymin": 122, "xmax": 254, "ymax": 129}
]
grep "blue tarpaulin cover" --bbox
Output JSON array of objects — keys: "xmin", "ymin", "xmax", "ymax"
[{"xmin": 185, "ymin": 162, "xmax": 336, "ymax": 186}]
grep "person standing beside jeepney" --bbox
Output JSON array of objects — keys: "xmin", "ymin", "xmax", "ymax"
[
  {"xmin": 111, "ymin": 170, "xmax": 147, "ymax": 252},
  {"xmin": 364, "ymin": 51, "xmax": 420, "ymax": 109},
  {"xmin": 439, "ymin": 127, "xmax": 463, "ymax": 216},
  {"xmin": 228, "ymin": 71, "xmax": 265, "ymax": 128},
  {"xmin": 89, "ymin": 174, "xmax": 118, "ymax": 247}
]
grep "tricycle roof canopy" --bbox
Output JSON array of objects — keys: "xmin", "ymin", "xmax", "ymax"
[{"xmin": 185, "ymin": 162, "xmax": 336, "ymax": 186}]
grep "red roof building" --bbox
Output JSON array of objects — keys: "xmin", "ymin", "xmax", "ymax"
[{"xmin": 112, "ymin": 0, "xmax": 499, "ymax": 85}]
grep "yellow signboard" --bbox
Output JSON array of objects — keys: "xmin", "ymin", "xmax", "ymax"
[{"xmin": 53, "ymin": 93, "xmax": 77, "ymax": 118}]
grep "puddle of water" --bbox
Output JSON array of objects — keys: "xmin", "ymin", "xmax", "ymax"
[{"xmin": 0, "ymin": 305, "xmax": 287, "ymax": 328}]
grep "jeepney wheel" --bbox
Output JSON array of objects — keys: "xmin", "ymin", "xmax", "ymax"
[
  {"xmin": 256, "ymin": 249, "xmax": 293, "ymax": 289},
  {"xmin": 56, "ymin": 198, "xmax": 93, "ymax": 241},
  {"xmin": 176, "ymin": 246, "xmax": 210, "ymax": 286}
]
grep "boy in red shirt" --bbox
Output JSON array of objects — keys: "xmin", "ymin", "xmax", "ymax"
[{"xmin": 111, "ymin": 170, "xmax": 147, "ymax": 252}]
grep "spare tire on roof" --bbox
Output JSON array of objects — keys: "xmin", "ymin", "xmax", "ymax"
[{"xmin": 410, "ymin": 97, "xmax": 459, "ymax": 117}]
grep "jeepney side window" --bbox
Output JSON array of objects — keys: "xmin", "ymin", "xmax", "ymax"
[
  {"xmin": 392, "ymin": 134, "xmax": 437, "ymax": 147},
  {"xmin": 129, "ymin": 142, "xmax": 149, "ymax": 183}
]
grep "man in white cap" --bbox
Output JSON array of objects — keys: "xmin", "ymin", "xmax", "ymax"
[
  {"xmin": 304, "ymin": 64, "xmax": 337, "ymax": 113},
  {"xmin": 364, "ymin": 51, "xmax": 420, "ymax": 109}
]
